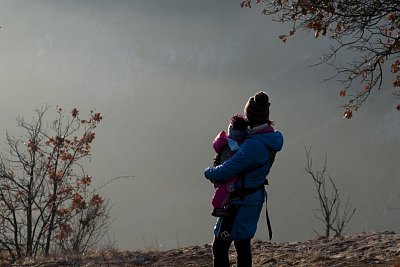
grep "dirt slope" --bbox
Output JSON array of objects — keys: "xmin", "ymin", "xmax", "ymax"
[{"xmin": 7, "ymin": 231, "xmax": 400, "ymax": 266}]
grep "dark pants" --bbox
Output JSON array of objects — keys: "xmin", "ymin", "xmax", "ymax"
[{"xmin": 212, "ymin": 237, "xmax": 252, "ymax": 267}]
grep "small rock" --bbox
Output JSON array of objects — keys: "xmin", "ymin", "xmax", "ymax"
[
  {"xmin": 128, "ymin": 256, "xmax": 145, "ymax": 265},
  {"xmin": 56, "ymin": 260, "xmax": 76, "ymax": 266}
]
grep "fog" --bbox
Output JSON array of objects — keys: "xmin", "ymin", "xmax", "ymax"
[{"xmin": 0, "ymin": 0, "xmax": 399, "ymax": 250}]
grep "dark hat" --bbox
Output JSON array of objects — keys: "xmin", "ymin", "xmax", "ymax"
[{"xmin": 244, "ymin": 91, "xmax": 270, "ymax": 125}]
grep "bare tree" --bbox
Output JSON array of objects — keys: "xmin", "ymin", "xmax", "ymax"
[
  {"xmin": 240, "ymin": 0, "xmax": 400, "ymax": 116},
  {"xmin": 0, "ymin": 106, "xmax": 108, "ymax": 261},
  {"xmin": 56, "ymin": 197, "xmax": 111, "ymax": 254},
  {"xmin": 305, "ymin": 148, "xmax": 356, "ymax": 237}
]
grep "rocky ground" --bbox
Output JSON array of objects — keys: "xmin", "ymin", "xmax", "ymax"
[{"xmin": 5, "ymin": 231, "xmax": 400, "ymax": 266}]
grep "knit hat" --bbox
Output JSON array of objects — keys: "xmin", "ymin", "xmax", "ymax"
[
  {"xmin": 227, "ymin": 114, "xmax": 248, "ymax": 140},
  {"xmin": 244, "ymin": 91, "xmax": 270, "ymax": 126}
]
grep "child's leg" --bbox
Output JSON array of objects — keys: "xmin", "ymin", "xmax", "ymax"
[{"xmin": 212, "ymin": 183, "xmax": 230, "ymax": 208}]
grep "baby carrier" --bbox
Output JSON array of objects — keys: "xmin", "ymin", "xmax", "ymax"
[{"xmin": 229, "ymin": 149, "xmax": 277, "ymax": 240}]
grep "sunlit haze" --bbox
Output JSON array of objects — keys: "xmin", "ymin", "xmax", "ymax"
[{"xmin": 0, "ymin": 0, "xmax": 399, "ymax": 250}]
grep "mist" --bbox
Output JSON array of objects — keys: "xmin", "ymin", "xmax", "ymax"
[{"xmin": 0, "ymin": 0, "xmax": 399, "ymax": 250}]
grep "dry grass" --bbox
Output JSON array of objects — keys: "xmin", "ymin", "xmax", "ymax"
[{"xmin": 1, "ymin": 231, "xmax": 400, "ymax": 266}]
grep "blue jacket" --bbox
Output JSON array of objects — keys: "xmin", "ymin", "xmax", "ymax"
[{"xmin": 205, "ymin": 129, "xmax": 284, "ymax": 240}]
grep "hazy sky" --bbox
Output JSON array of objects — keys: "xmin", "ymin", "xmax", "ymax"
[{"xmin": 0, "ymin": 0, "xmax": 399, "ymax": 250}]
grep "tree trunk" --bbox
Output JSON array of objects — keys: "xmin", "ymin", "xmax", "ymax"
[
  {"xmin": 26, "ymin": 202, "xmax": 33, "ymax": 257},
  {"xmin": 45, "ymin": 183, "xmax": 58, "ymax": 255}
]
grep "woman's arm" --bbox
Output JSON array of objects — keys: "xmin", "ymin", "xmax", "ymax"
[{"xmin": 204, "ymin": 138, "xmax": 267, "ymax": 182}]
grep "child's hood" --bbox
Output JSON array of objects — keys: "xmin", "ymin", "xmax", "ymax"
[{"xmin": 213, "ymin": 131, "xmax": 228, "ymax": 154}]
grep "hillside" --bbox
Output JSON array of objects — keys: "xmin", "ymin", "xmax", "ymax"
[{"xmin": 6, "ymin": 231, "xmax": 400, "ymax": 266}]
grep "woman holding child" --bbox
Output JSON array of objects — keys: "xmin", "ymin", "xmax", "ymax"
[{"xmin": 204, "ymin": 91, "xmax": 284, "ymax": 267}]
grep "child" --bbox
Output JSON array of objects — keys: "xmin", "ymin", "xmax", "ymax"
[{"xmin": 211, "ymin": 114, "xmax": 248, "ymax": 217}]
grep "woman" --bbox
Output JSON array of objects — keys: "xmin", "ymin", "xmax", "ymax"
[{"xmin": 204, "ymin": 91, "xmax": 284, "ymax": 267}]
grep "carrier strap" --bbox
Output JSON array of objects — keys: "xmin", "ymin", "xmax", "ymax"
[
  {"xmin": 229, "ymin": 182, "xmax": 272, "ymax": 240},
  {"xmin": 229, "ymin": 149, "xmax": 276, "ymax": 241},
  {"xmin": 265, "ymin": 188, "xmax": 273, "ymax": 240},
  {"xmin": 229, "ymin": 179, "xmax": 267, "ymax": 199}
]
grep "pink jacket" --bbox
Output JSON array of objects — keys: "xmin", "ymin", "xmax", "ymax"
[{"xmin": 213, "ymin": 131, "xmax": 228, "ymax": 154}]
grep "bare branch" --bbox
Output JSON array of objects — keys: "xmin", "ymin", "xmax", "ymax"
[
  {"xmin": 247, "ymin": 0, "xmax": 400, "ymax": 115},
  {"xmin": 305, "ymin": 147, "xmax": 356, "ymax": 237},
  {"xmin": 0, "ymin": 107, "xmax": 111, "ymax": 261}
]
